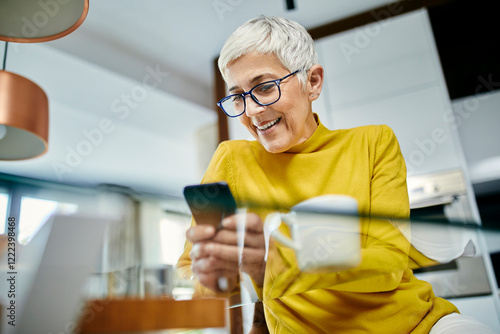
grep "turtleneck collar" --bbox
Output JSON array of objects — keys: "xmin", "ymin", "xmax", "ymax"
[{"xmin": 285, "ymin": 114, "xmax": 331, "ymax": 154}]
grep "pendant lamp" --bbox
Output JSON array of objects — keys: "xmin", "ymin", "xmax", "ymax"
[
  {"xmin": 0, "ymin": 67, "xmax": 49, "ymax": 160},
  {"xmin": 0, "ymin": 0, "xmax": 89, "ymax": 43},
  {"xmin": 0, "ymin": 0, "xmax": 89, "ymax": 160}
]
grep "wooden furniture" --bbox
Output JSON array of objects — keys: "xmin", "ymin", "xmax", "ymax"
[{"xmin": 77, "ymin": 298, "xmax": 227, "ymax": 333}]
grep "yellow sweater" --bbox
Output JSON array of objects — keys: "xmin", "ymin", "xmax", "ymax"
[{"xmin": 177, "ymin": 119, "xmax": 458, "ymax": 333}]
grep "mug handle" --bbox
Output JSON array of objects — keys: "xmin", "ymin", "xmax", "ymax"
[{"xmin": 264, "ymin": 212, "xmax": 300, "ymax": 250}]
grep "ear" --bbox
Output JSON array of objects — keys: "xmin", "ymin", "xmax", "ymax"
[{"xmin": 307, "ymin": 65, "xmax": 324, "ymax": 101}]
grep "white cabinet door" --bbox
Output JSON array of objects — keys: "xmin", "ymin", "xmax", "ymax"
[{"xmin": 315, "ymin": 9, "xmax": 467, "ymax": 177}]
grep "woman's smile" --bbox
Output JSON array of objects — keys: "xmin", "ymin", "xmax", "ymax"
[{"xmin": 254, "ymin": 117, "xmax": 282, "ymax": 132}]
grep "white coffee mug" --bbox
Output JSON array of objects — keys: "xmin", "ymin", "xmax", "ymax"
[{"xmin": 264, "ymin": 195, "xmax": 361, "ymax": 273}]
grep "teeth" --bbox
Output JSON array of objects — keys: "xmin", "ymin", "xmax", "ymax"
[{"xmin": 256, "ymin": 118, "xmax": 280, "ymax": 131}]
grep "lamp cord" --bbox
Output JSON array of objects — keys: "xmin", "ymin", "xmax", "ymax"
[{"xmin": 2, "ymin": 42, "xmax": 7, "ymax": 71}]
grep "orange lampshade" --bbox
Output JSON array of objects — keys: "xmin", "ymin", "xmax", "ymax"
[
  {"xmin": 0, "ymin": 70, "xmax": 49, "ymax": 160},
  {"xmin": 0, "ymin": 0, "xmax": 89, "ymax": 43}
]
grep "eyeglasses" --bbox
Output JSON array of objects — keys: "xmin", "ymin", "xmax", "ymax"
[{"xmin": 217, "ymin": 70, "xmax": 301, "ymax": 118}]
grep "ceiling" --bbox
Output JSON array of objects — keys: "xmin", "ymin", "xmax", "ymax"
[
  {"xmin": 0, "ymin": 0, "xmax": 396, "ymax": 198},
  {"xmin": 45, "ymin": 0, "xmax": 397, "ymax": 109}
]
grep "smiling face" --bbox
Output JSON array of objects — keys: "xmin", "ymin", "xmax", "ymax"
[{"xmin": 225, "ymin": 52, "xmax": 323, "ymax": 153}]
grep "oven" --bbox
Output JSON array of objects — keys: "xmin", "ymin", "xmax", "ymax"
[{"xmin": 407, "ymin": 169, "xmax": 493, "ymax": 299}]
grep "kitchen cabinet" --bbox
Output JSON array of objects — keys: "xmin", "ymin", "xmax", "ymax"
[
  {"xmin": 315, "ymin": 9, "xmax": 466, "ymax": 178},
  {"xmin": 314, "ymin": 9, "xmax": 481, "ymax": 221},
  {"xmin": 314, "ymin": 8, "xmax": 499, "ymax": 325}
]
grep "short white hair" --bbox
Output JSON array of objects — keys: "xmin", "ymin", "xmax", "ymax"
[{"xmin": 218, "ymin": 16, "xmax": 318, "ymax": 89}]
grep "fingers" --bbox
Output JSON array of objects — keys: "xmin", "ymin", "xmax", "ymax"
[
  {"xmin": 189, "ymin": 212, "xmax": 267, "ymax": 291},
  {"xmin": 190, "ymin": 252, "xmax": 239, "ymax": 293},
  {"xmin": 191, "ymin": 252, "xmax": 239, "ymax": 273},
  {"xmin": 193, "ymin": 271, "xmax": 238, "ymax": 293},
  {"xmin": 186, "ymin": 212, "xmax": 263, "ymax": 244},
  {"xmin": 191, "ymin": 241, "xmax": 240, "ymax": 263},
  {"xmin": 222, "ymin": 212, "xmax": 264, "ymax": 233},
  {"xmin": 211, "ymin": 213, "xmax": 265, "ymax": 248},
  {"xmin": 191, "ymin": 241, "xmax": 265, "ymax": 268},
  {"xmin": 190, "ymin": 244, "xmax": 265, "ymax": 289},
  {"xmin": 186, "ymin": 224, "xmax": 216, "ymax": 243},
  {"xmin": 212, "ymin": 229, "xmax": 265, "ymax": 249}
]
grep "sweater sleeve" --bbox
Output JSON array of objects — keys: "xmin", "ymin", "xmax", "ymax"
[
  {"xmin": 370, "ymin": 125, "xmax": 410, "ymax": 219},
  {"xmin": 370, "ymin": 126, "xmax": 440, "ymax": 268},
  {"xmin": 262, "ymin": 218, "xmax": 412, "ymax": 299}
]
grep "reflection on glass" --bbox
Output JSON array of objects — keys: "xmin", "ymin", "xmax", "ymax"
[
  {"xmin": 160, "ymin": 217, "xmax": 189, "ymax": 265},
  {"xmin": 18, "ymin": 196, "xmax": 78, "ymax": 245},
  {"xmin": 159, "ymin": 215, "xmax": 195, "ymax": 300},
  {"xmin": 175, "ymin": 203, "xmax": 500, "ymax": 333},
  {"xmin": 0, "ymin": 193, "xmax": 8, "ymax": 234}
]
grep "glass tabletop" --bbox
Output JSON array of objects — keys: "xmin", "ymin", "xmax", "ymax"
[{"xmin": 2, "ymin": 200, "xmax": 499, "ymax": 333}]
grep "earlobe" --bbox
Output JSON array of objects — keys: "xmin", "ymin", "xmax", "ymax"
[{"xmin": 309, "ymin": 93, "xmax": 320, "ymax": 102}]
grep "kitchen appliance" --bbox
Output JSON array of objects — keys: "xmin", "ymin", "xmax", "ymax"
[{"xmin": 407, "ymin": 169, "xmax": 493, "ymax": 299}]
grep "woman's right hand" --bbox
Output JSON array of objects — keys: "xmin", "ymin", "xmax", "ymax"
[
  {"xmin": 186, "ymin": 224, "xmax": 240, "ymax": 293},
  {"xmin": 186, "ymin": 212, "xmax": 266, "ymax": 293}
]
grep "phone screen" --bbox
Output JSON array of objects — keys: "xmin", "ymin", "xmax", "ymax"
[{"xmin": 183, "ymin": 182, "xmax": 237, "ymax": 229}]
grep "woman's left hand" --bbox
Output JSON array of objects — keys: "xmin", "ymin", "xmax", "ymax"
[
  {"xmin": 215, "ymin": 212, "xmax": 266, "ymax": 287},
  {"xmin": 189, "ymin": 212, "xmax": 266, "ymax": 291}
]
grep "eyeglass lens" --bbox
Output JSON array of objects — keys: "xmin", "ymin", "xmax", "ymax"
[{"xmin": 222, "ymin": 81, "xmax": 280, "ymax": 117}]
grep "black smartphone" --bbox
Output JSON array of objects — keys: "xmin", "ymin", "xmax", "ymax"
[{"xmin": 183, "ymin": 182, "xmax": 237, "ymax": 229}]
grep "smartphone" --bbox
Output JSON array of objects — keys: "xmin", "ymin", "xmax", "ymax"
[{"xmin": 183, "ymin": 182, "xmax": 237, "ymax": 229}]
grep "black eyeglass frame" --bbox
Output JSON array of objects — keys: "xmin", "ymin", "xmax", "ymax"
[{"xmin": 217, "ymin": 70, "xmax": 301, "ymax": 118}]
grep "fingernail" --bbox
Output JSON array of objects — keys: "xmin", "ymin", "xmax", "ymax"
[
  {"xmin": 218, "ymin": 277, "xmax": 228, "ymax": 291},
  {"xmin": 188, "ymin": 227, "xmax": 197, "ymax": 239},
  {"xmin": 191, "ymin": 244, "xmax": 200, "ymax": 258}
]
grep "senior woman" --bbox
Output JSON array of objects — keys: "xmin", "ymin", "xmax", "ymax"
[{"xmin": 177, "ymin": 16, "xmax": 495, "ymax": 334}]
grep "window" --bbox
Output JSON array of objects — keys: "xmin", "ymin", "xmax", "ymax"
[
  {"xmin": 18, "ymin": 196, "xmax": 78, "ymax": 245},
  {"xmin": 0, "ymin": 192, "xmax": 9, "ymax": 234},
  {"xmin": 159, "ymin": 214, "xmax": 190, "ymax": 265}
]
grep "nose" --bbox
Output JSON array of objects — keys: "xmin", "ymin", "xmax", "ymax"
[{"xmin": 244, "ymin": 95, "xmax": 266, "ymax": 117}]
